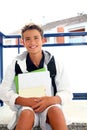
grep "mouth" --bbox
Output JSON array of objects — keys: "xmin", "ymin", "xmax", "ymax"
[{"xmin": 30, "ymin": 45, "xmax": 38, "ymax": 49}]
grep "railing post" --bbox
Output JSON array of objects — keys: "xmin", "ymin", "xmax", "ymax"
[
  {"xmin": 0, "ymin": 32, "xmax": 3, "ymax": 83},
  {"xmin": 0, "ymin": 32, "xmax": 4, "ymax": 106}
]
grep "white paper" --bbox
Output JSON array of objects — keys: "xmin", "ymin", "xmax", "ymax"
[{"xmin": 18, "ymin": 71, "xmax": 52, "ymax": 97}]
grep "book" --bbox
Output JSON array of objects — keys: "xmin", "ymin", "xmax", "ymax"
[
  {"xmin": 14, "ymin": 68, "xmax": 52, "ymax": 97},
  {"xmin": 14, "ymin": 68, "xmax": 46, "ymax": 94}
]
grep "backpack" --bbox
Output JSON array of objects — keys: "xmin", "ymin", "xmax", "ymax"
[
  {"xmin": 47, "ymin": 56, "xmax": 57, "ymax": 95},
  {"xmin": 15, "ymin": 55, "xmax": 57, "ymax": 96}
]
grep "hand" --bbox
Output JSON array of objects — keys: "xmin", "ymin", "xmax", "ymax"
[
  {"xmin": 26, "ymin": 97, "xmax": 38, "ymax": 107},
  {"xmin": 32, "ymin": 96, "xmax": 60, "ymax": 113},
  {"xmin": 32, "ymin": 96, "xmax": 49, "ymax": 113},
  {"xmin": 15, "ymin": 97, "xmax": 39, "ymax": 107}
]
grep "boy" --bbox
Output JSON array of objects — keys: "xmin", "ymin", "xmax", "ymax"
[{"xmin": 0, "ymin": 23, "xmax": 72, "ymax": 130}]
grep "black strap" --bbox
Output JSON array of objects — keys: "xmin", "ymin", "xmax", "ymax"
[
  {"xmin": 47, "ymin": 56, "xmax": 57, "ymax": 95},
  {"xmin": 15, "ymin": 61, "xmax": 22, "ymax": 76}
]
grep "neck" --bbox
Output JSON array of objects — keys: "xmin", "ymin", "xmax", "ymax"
[{"xmin": 30, "ymin": 51, "xmax": 43, "ymax": 67}]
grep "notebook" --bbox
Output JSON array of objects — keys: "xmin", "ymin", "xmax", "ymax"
[{"xmin": 14, "ymin": 68, "xmax": 52, "ymax": 97}]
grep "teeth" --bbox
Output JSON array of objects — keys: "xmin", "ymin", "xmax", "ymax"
[{"xmin": 31, "ymin": 46, "xmax": 36, "ymax": 49}]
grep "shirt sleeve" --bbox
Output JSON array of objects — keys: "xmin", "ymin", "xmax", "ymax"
[
  {"xmin": 0, "ymin": 59, "xmax": 20, "ymax": 111},
  {"xmin": 55, "ymin": 59, "xmax": 73, "ymax": 105}
]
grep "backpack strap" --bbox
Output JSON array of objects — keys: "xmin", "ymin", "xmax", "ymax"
[
  {"xmin": 15, "ymin": 61, "xmax": 23, "ymax": 76},
  {"xmin": 47, "ymin": 56, "xmax": 57, "ymax": 95}
]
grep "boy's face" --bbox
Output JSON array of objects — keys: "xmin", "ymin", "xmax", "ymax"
[{"xmin": 22, "ymin": 29, "xmax": 43, "ymax": 54}]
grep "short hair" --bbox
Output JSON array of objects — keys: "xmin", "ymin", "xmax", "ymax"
[{"xmin": 21, "ymin": 23, "xmax": 44, "ymax": 38}]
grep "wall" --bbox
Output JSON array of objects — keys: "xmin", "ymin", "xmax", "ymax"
[{"xmin": 2, "ymin": 45, "xmax": 87, "ymax": 93}]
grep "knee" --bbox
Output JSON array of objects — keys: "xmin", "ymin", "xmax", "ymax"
[
  {"xmin": 47, "ymin": 106, "xmax": 63, "ymax": 118},
  {"xmin": 16, "ymin": 109, "xmax": 34, "ymax": 130},
  {"xmin": 47, "ymin": 107, "xmax": 68, "ymax": 130},
  {"xmin": 20, "ymin": 109, "xmax": 34, "ymax": 119},
  {"xmin": 48, "ymin": 106, "xmax": 61, "ymax": 113}
]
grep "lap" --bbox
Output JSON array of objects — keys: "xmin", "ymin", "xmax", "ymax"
[{"xmin": 17, "ymin": 104, "xmax": 61, "ymax": 130}]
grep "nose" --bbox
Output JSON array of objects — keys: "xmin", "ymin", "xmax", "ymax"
[{"xmin": 30, "ymin": 38, "xmax": 35, "ymax": 44}]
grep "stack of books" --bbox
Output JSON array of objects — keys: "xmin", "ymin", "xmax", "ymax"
[{"xmin": 14, "ymin": 68, "xmax": 52, "ymax": 97}]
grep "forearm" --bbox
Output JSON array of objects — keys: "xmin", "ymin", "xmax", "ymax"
[
  {"xmin": 54, "ymin": 96, "xmax": 62, "ymax": 104},
  {"xmin": 48, "ymin": 96, "xmax": 62, "ymax": 106},
  {"xmin": 15, "ymin": 96, "xmax": 28, "ymax": 106},
  {"xmin": 15, "ymin": 96, "xmax": 37, "ymax": 107}
]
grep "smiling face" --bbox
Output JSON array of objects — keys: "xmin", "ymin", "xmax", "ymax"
[{"xmin": 22, "ymin": 29, "xmax": 43, "ymax": 55}]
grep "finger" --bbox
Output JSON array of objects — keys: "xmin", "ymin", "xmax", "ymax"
[
  {"xmin": 32, "ymin": 102, "xmax": 40, "ymax": 109},
  {"xmin": 34, "ymin": 98, "xmax": 41, "ymax": 102},
  {"xmin": 34, "ymin": 106, "xmax": 44, "ymax": 113}
]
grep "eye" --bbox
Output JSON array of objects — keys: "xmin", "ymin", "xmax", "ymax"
[
  {"xmin": 34, "ymin": 36, "xmax": 39, "ymax": 39},
  {"xmin": 25, "ymin": 37, "xmax": 30, "ymax": 42}
]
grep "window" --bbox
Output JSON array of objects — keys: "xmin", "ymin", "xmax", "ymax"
[{"xmin": 69, "ymin": 28, "xmax": 85, "ymax": 43}]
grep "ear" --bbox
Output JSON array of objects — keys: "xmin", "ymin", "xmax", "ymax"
[
  {"xmin": 20, "ymin": 38, "xmax": 25, "ymax": 46},
  {"xmin": 42, "ymin": 37, "xmax": 47, "ymax": 45}
]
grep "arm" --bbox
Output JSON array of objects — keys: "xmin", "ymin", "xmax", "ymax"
[
  {"xmin": 15, "ymin": 96, "xmax": 38, "ymax": 107},
  {"xmin": 0, "ymin": 59, "xmax": 19, "ymax": 110},
  {"xmin": 55, "ymin": 60, "xmax": 73, "ymax": 105}
]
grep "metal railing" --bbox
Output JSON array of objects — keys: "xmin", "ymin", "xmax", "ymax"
[{"xmin": 0, "ymin": 31, "xmax": 87, "ymax": 100}]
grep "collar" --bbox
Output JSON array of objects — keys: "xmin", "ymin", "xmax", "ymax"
[{"xmin": 26, "ymin": 52, "xmax": 44, "ymax": 72}]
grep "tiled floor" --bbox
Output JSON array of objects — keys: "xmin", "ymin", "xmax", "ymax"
[{"xmin": 0, "ymin": 100, "xmax": 87, "ymax": 124}]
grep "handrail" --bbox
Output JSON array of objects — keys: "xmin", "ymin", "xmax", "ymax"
[
  {"xmin": 0, "ymin": 32, "xmax": 87, "ymax": 47},
  {"xmin": 1, "ymin": 31, "xmax": 87, "ymax": 38},
  {"xmin": 0, "ymin": 31, "xmax": 87, "ymax": 100},
  {"xmin": 44, "ymin": 32, "xmax": 87, "ymax": 37},
  {"xmin": 73, "ymin": 93, "xmax": 87, "ymax": 100}
]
